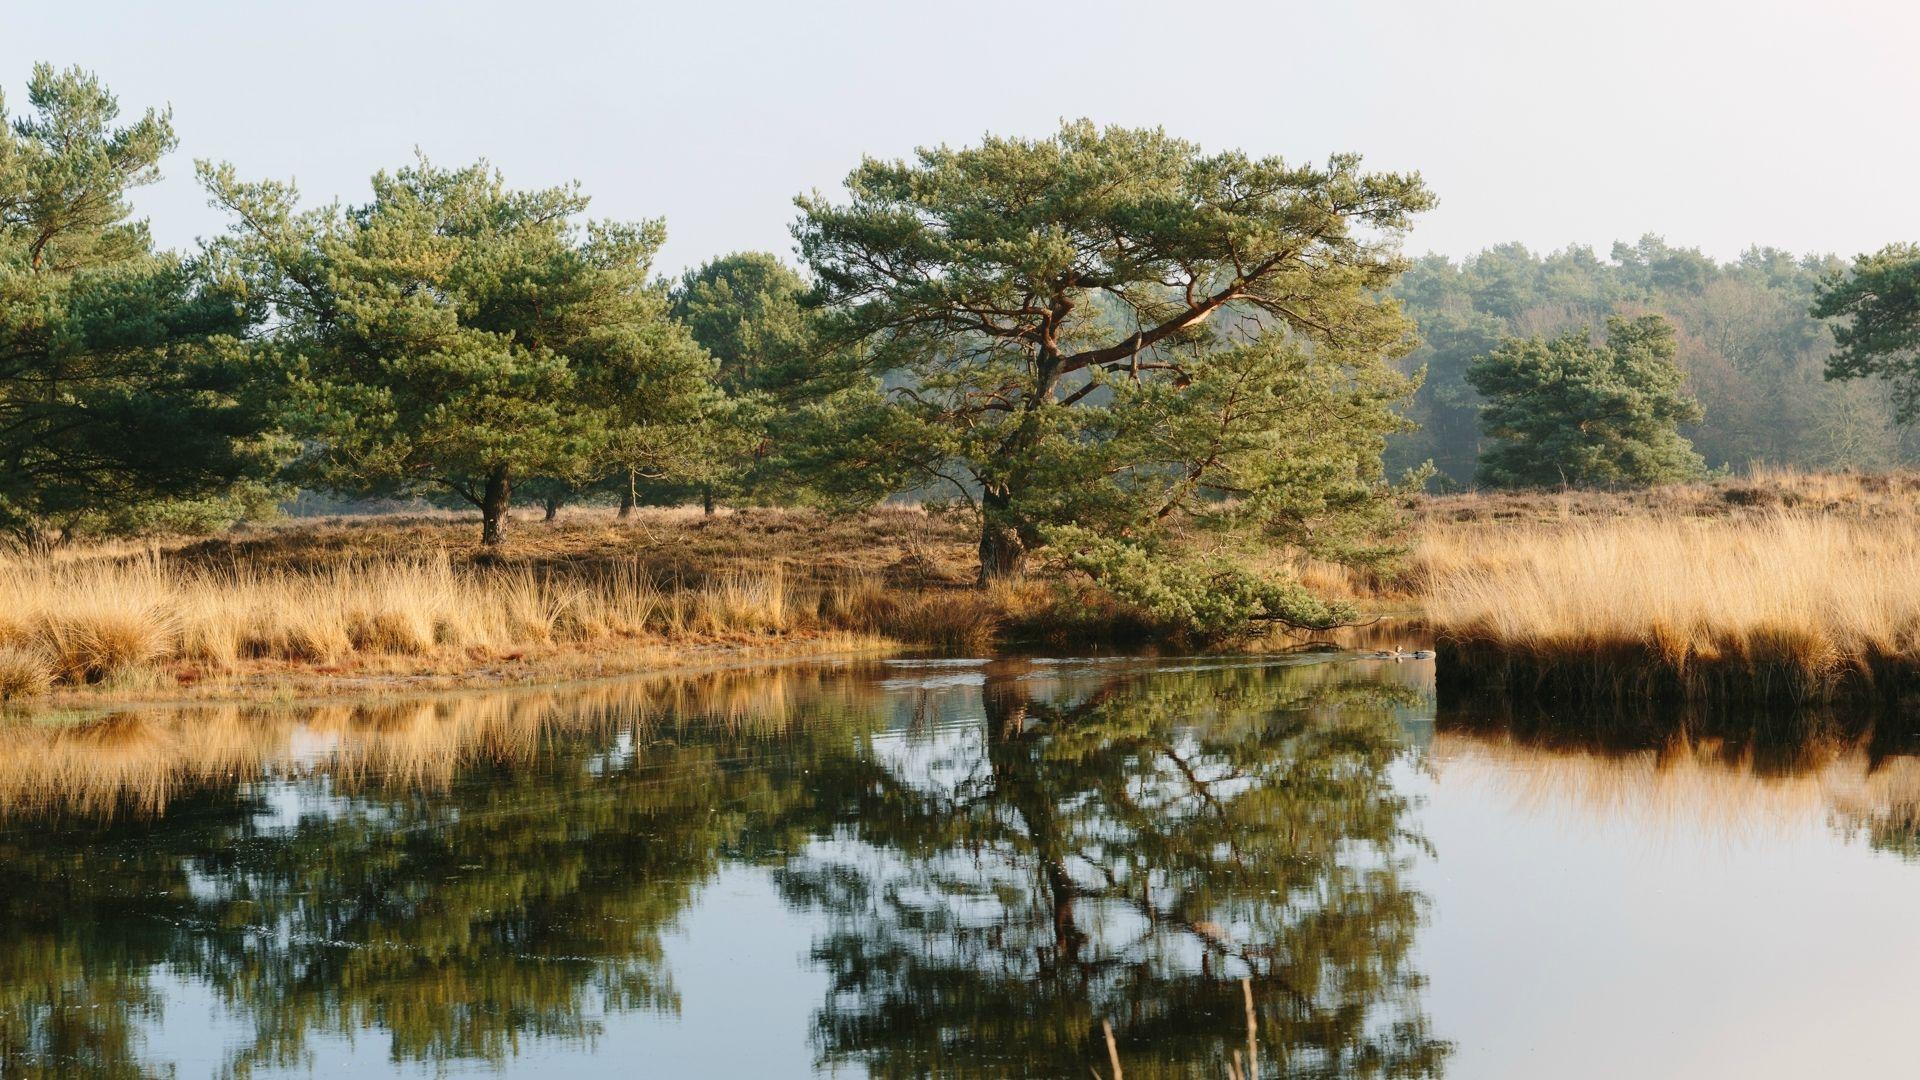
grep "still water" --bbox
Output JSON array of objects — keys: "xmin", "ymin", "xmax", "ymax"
[{"xmin": 3, "ymin": 655, "xmax": 1919, "ymax": 1078}]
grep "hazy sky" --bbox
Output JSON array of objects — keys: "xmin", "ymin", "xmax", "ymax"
[{"xmin": 7, "ymin": 0, "xmax": 1916, "ymax": 275}]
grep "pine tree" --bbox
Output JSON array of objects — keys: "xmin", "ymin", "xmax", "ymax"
[
  {"xmin": 1467, "ymin": 314, "xmax": 1707, "ymax": 488},
  {"xmin": 0, "ymin": 64, "xmax": 273, "ymax": 546},
  {"xmin": 203, "ymin": 156, "xmax": 715, "ymax": 545},
  {"xmin": 796, "ymin": 121, "xmax": 1433, "ymax": 593},
  {"xmin": 668, "ymin": 251, "xmax": 849, "ymax": 512}
]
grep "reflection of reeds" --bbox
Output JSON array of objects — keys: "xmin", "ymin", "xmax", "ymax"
[
  {"xmin": 1427, "ymin": 513, "xmax": 1920, "ymax": 704},
  {"xmin": 0, "ymin": 664, "xmax": 886, "ymax": 820},
  {"xmin": 1431, "ymin": 727, "xmax": 1920, "ymax": 846},
  {"xmin": 0, "ymin": 711, "xmax": 281, "ymax": 819}
]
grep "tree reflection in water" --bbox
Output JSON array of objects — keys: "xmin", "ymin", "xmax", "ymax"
[
  {"xmin": 0, "ymin": 659, "xmax": 1450, "ymax": 1077},
  {"xmin": 778, "ymin": 659, "xmax": 1448, "ymax": 1078},
  {"xmin": 0, "ymin": 674, "xmax": 875, "ymax": 1077}
]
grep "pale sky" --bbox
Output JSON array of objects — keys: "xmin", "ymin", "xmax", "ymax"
[{"xmin": 7, "ymin": 0, "xmax": 1917, "ymax": 276}]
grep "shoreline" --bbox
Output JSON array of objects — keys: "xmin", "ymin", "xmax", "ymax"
[
  {"xmin": 5, "ymin": 622, "xmax": 1430, "ymax": 720},
  {"xmin": 11, "ymin": 633, "xmax": 901, "ymax": 719}
]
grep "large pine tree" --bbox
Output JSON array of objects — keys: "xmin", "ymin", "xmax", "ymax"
[
  {"xmin": 796, "ymin": 122, "xmax": 1433, "ymax": 587},
  {"xmin": 0, "ymin": 64, "xmax": 273, "ymax": 545}
]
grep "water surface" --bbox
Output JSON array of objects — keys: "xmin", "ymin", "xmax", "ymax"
[{"xmin": 2, "ymin": 655, "xmax": 1918, "ymax": 1077}]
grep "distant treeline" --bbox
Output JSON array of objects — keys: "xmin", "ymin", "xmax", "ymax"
[{"xmin": 1389, "ymin": 237, "xmax": 1914, "ymax": 487}]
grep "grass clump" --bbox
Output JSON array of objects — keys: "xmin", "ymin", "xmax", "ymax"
[
  {"xmin": 0, "ymin": 647, "xmax": 53, "ymax": 701},
  {"xmin": 0, "ymin": 549, "xmax": 860, "ymax": 696},
  {"xmin": 1426, "ymin": 511, "xmax": 1920, "ymax": 704}
]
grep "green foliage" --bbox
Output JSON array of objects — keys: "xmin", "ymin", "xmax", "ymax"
[
  {"xmin": 0, "ymin": 64, "xmax": 276, "ymax": 543},
  {"xmin": 202, "ymin": 155, "xmax": 716, "ymax": 542},
  {"xmin": 796, "ymin": 120, "xmax": 1433, "ymax": 586},
  {"xmin": 1812, "ymin": 243, "xmax": 1920, "ymax": 419},
  {"xmin": 672, "ymin": 251, "xmax": 816, "ymax": 396},
  {"xmin": 55, "ymin": 479, "xmax": 284, "ymax": 538},
  {"xmin": 1467, "ymin": 314, "xmax": 1707, "ymax": 488},
  {"xmin": 665, "ymin": 251, "xmax": 855, "ymax": 507},
  {"xmin": 1048, "ymin": 526, "xmax": 1356, "ymax": 641},
  {"xmin": 1391, "ymin": 238, "xmax": 1894, "ymax": 485}
]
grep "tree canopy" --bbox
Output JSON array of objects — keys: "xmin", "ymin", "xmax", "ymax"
[
  {"xmin": 18, "ymin": 61, "xmax": 1895, "ymax": 572},
  {"xmin": 796, "ymin": 121, "xmax": 1434, "ymax": 587},
  {"xmin": 0, "ymin": 64, "xmax": 274, "ymax": 545},
  {"xmin": 1466, "ymin": 314, "xmax": 1707, "ymax": 488},
  {"xmin": 666, "ymin": 251, "xmax": 837, "ymax": 510},
  {"xmin": 1811, "ymin": 243, "xmax": 1920, "ymax": 419},
  {"xmin": 202, "ymin": 156, "xmax": 716, "ymax": 543},
  {"xmin": 1390, "ymin": 238, "xmax": 1893, "ymax": 487}
]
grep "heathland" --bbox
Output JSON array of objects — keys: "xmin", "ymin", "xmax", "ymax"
[
  {"xmin": 15, "ymin": 64, "xmax": 1920, "ymax": 714},
  {"xmin": 1423, "ymin": 470, "xmax": 1920, "ymax": 706},
  {"xmin": 0, "ymin": 504, "xmax": 1328, "ymax": 705},
  {"xmin": 7, "ymin": 469, "xmax": 1919, "ymax": 708}
]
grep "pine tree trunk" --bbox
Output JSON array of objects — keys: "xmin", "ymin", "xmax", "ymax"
[
  {"xmin": 617, "ymin": 487, "xmax": 634, "ymax": 519},
  {"xmin": 543, "ymin": 496, "xmax": 560, "ymax": 522},
  {"xmin": 480, "ymin": 468, "xmax": 511, "ymax": 546},
  {"xmin": 702, "ymin": 482, "xmax": 716, "ymax": 516},
  {"xmin": 20, "ymin": 522, "xmax": 60, "ymax": 559},
  {"xmin": 977, "ymin": 487, "xmax": 1028, "ymax": 583},
  {"xmin": 982, "ymin": 673, "xmax": 1083, "ymax": 961}
]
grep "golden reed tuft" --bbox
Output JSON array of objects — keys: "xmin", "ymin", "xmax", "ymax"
[
  {"xmin": 0, "ymin": 549, "xmax": 1022, "ymax": 701},
  {"xmin": 1425, "ymin": 510, "xmax": 1920, "ymax": 703},
  {"xmin": 0, "ymin": 554, "xmax": 848, "ymax": 696}
]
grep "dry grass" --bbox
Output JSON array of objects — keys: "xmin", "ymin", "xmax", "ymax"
[
  {"xmin": 24, "ymin": 470, "xmax": 1914, "ymax": 707},
  {"xmin": 1420, "ymin": 472, "xmax": 1920, "ymax": 704},
  {"xmin": 0, "ymin": 508, "xmax": 1093, "ymax": 702},
  {"xmin": 1415, "ymin": 465, "xmax": 1920, "ymax": 529},
  {"xmin": 0, "ymin": 552, "xmax": 881, "ymax": 700},
  {"xmin": 2, "ymin": 504, "xmax": 1360, "ymax": 704},
  {"xmin": 0, "ymin": 646, "xmax": 53, "ymax": 701},
  {"xmin": 172, "ymin": 503, "xmax": 983, "ymax": 585}
]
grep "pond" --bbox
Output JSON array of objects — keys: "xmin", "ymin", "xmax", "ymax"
[{"xmin": 1, "ymin": 654, "xmax": 1917, "ymax": 1077}]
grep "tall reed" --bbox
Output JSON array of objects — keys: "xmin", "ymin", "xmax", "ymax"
[
  {"xmin": 0, "ymin": 554, "xmax": 820, "ymax": 694},
  {"xmin": 1427, "ymin": 512, "xmax": 1920, "ymax": 703}
]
